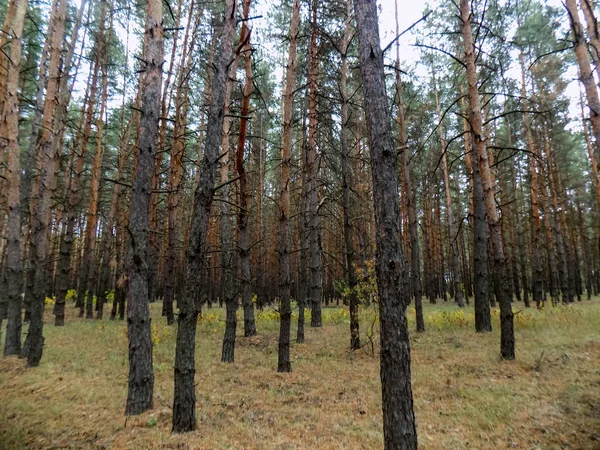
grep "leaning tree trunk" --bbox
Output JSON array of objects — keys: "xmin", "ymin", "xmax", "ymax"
[
  {"xmin": 20, "ymin": 0, "xmax": 66, "ymax": 367},
  {"xmin": 125, "ymin": 0, "xmax": 163, "ymax": 415},
  {"xmin": 2, "ymin": 0, "xmax": 28, "ymax": 357},
  {"xmin": 172, "ymin": 0, "xmax": 236, "ymax": 432},
  {"xmin": 276, "ymin": 0, "xmax": 300, "ymax": 373},
  {"xmin": 354, "ymin": 1, "xmax": 417, "ymax": 448},
  {"xmin": 461, "ymin": 0, "xmax": 514, "ymax": 359}
]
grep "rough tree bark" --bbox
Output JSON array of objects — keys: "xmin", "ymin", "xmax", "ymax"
[
  {"xmin": 235, "ymin": 0, "xmax": 257, "ymax": 338},
  {"xmin": 354, "ymin": 0, "xmax": 417, "ymax": 448},
  {"xmin": 125, "ymin": 0, "xmax": 163, "ymax": 415},
  {"xmin": 172, "ymin": 0, "xmax": 236, "ymax": 431},
  {"xmin": 3, "ymin": 0, "xmax": 28, "ymax": 357},
  {"xmin": 277, "ymin": 0, "xmax": 300, "ymax": 373},
  {"xmin": 51, "ymin": 0, "xmax": 88, "ymax": 326},
  {"xmin": 20, "ymin": 0, "xmax": 67, "ymax": 367},
  {"xmin": 461, "ymin": 0, "xmax": 514, "ymax": 359},
  {"xmin": 341, "ymin": 0, "xmax": 360, "ymax": 349},
  {"xmin": 307, "ymin": 0, "xmax": 322, "ymax": 327}
]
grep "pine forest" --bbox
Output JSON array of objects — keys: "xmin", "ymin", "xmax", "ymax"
[{"xmin": 1, "ymin": 0, "xmax": 600, "ymax": 448}]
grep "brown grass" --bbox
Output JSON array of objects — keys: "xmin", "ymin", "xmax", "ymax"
[{"xmin": 1, "ymin": 299, "xmax": 600, "ymax": 449}]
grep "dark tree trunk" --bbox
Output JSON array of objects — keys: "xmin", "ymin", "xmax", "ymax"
[
  {"xmin": 307, "ymin": 0, "xmax": 322, "ymax": 328},
  {"xmin": 125, "ymin": 0, "xmax": 163, "ymax": 415},
  {"xmin": 461, "ymin": 0, "xmax": 514, "ymax": 358},
  {"xmin": 354, "ymin": 1, "xmax": 417, "ymax": 448},
  {"xmin": 21, "ymin": 0, "xmax": 67, "ymax": 367},
  {"xmin": 276, "ymin": 0, "xmax": 300, "ymax": 372},
  {"xmin": 172, "ymin": 0, "xmax": 236, "ymax": 432}
]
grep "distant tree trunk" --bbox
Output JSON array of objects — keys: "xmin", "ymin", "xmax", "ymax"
[
  {"xmin": 277, "ymin": 0, "xmax": 300, "ymax": 373},
  {"xmin": 395, "ymin": 0, "xmax": 424, "ymax": 331},
  {"xmin": 125, "ymin": 0, "xmax": 163, "ymax": 415},
  {"xmin": 172, "ymin": 0, "xmax": 236, "ymax": 431},
  {"xmin": 21, "ymin": 0, "xmax": 67, "ymax": 367},
  {"xmin": 3, "ymin": 0, "xmax": 27, "ymax": 357},
  {"xmin": 433, "ymin": 76, "xmax": 464, "ymax": 308},
  {"xmin": 307, "ymin": 0, "xmax": 322, "ymax": 327},
  {"xmin": 219, "ymin": 21, "xmax": 240, "ymax": 364},
  {"xmin": 235, "ymin": 0, "xmax": 257, "ymax": 338},
  {"xmin": 81, "ymin": 0, "xmax": 110, "ymax": 319},
  {"xmin": 461, "ymin": 0, "xmax": 513, "ymax": 356},
  {"xmin": 51, "ymin": 0, "xmax": 88, "ymax": 326},
  {"xmin": 163, "ymin": 1, "xmax": 195, "ymax": 326},
  {"xmin": 297, "ymin": 105, "xmax": 309, "ymax": 343},
  {"xmin": 341, "ymin": 0, "xmax": 360, "ymax": 349},
  {"xmin": 149, "ymin": 0, "xmax": 183, "ymax": 307},
  {"xmin": 354, "ymin": 1, "xmax": 417, "ymax": 448}
]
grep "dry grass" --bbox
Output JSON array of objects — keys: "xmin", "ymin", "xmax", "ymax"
[{"xmin": 1, "ymin": 299, "xmax": 600, "ymax": 449}]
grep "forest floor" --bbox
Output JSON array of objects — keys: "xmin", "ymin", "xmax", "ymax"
[{"xmin": 1, "ymin": 298, "xmax": 600, "ymax": 450}]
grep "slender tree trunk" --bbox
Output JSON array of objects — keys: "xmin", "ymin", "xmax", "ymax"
[
  {"xmin": 341, "ymin": 0, "xmax": 360, "ymax": 348},
  {"xmin": 51, "ymin": 0, "xmax": 88, "ymax": 326},
  {"xmin": 21, "ymin": 0, "xmax": 67, "ymax": 367},
  {"xmin": 277, "ymin": 0, "xmax": 300, "ymax": 373},
  {"xmin": 354, "ymin": 1, "xmax": 417, "ymax": 448},
  {"xmin": 297, "ymin": 106, "xmax": 309, "ymax": 343},
  {"xmin": 433, "ymin": 77, "xmax": 464, "ymax": 308},
  {"xmin": 82, "ymin": 0, "xmax": 110, "ymax": 319},
  {"xmin": 3, "ymin": 0, "xmax": 28, "ymax": 357},
  {"xmin": 125, "ymin": 0, "xmax": 163, "ymax": 415},
  {"xmin": 461, "ymin": 0, "xmax": 513, "ymax": 357},
  {"xmin": 172, "ymin": 0, "xmax": 236, "ymax": 431},
  {"xmin": 235, "ymin": 0, "xmax": 257, "ymax": 338},
  {"xmin": 395, "ymin": 0, "xmax": 423, "ymax": 330},
  {"xmin": 163, "ymin": 1, "xmax": 195, "ymax": 326},
  {"xmin": 307, "ymin": 0, "xmax": 322, "ymax": 327}
]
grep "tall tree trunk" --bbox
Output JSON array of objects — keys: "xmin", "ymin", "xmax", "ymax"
[
  {"xmin": 3, "ymin": 0, "xmax": 28, "ymax": 357},
  {"xmin": 395, "ymin": 0, "xmax": 424, "ymax": 330},
  {"xmin": 519, "ymin": 53, "xmax": 544, "ymax": 306},
  {"xmin": 81, "ymin": 0, "xmax": 110, "ymax": 319},
  {"xmin": 51, "ymin": 0, "xmax": 88, "ymax": 326},
  {"xmin": 297, "ymin": 105, "xmax": 309, "ymax": 343},
  {"xmin": 125, "ymin": 0, "xmax": 163, "ymax": 415},
  {"xmin": 341, "ymin": 0, "xmax": 360, "ymax": 348},
  {"xmin": 219, "ymin": 16, "xmax": 241, "ymax": 364},
  {"xmin": 277, "ymin": 0, "xmax": 300, "ymax": 373},
  {"xmin": 460, "ymin": 0, "xmax": 514, "ymax": 358},
  {"xmin": 433, "ymin": 76, "xmax": 464, "ymax": 308},
  {"xmin": 21, "ymin": 0, "xmax": 67, "ymax": 367},
  {"xmin": 163, "ymin": 0, "xmax": 195, "ymax": 326},
  {"xmin": 307, "ymin": 0, "xmax": 322, "ymax": 327},
  {"xmin": 172, "ymin": 0, "xmax": 236, "ymax": 431},
  {"xmin": 235, "ymin": 0, "xmax": 257, "ymax": 338},
  {"xmin": 461, "ymin": 93, "xmax": 491, "ymax": 330},
  {"xmin": 354, "ymin": 1, "xmax": 417, "ymax": 448}
]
